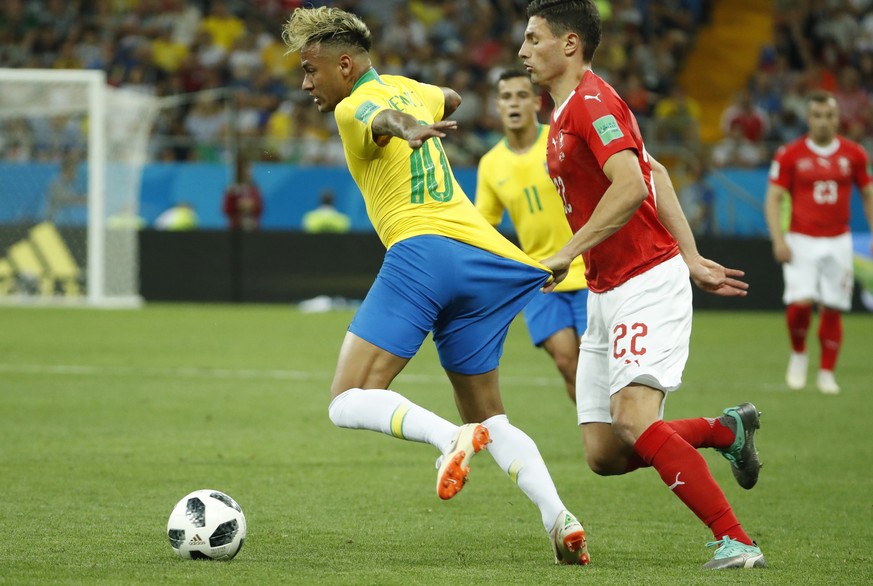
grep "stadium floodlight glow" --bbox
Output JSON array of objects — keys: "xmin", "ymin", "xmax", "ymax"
[{"xmin": 0, "ymin": 69, "xmax": 159, "ymax": 307}]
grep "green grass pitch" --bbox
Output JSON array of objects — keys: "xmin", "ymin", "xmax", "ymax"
[{"xmin": 0, "ymin": 304, "xmax": 870, "ymax": 585}]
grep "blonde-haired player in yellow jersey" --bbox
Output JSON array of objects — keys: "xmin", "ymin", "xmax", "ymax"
[
  {"xmin": 477, "ymin": 70, "xmax": 588, "ymax": 404},
  {"xmin": 282, "ymin": 6, "xmax": 589, "ymax": 564}
]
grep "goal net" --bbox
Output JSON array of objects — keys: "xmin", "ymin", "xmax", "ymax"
[{"xmin": 0, "ymin": 69, "xmax": 159, "ymax": 307}]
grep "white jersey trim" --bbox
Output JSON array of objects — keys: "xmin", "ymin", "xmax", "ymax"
[
  {"xmin": 804, "ymin": 137, "xmax": 840, "ymax": 157},
  {"xmin": 552, "ymin": 91, "xmax": 576, "ymax": 120}
]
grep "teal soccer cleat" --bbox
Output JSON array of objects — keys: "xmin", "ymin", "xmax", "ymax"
[
  {"xmin": 716, "ymin": 402, "xmax": 762, "ymax": 489},
  {"xmin": 704, "ymin": 536, "xmax": 767, "ymax": 569}
]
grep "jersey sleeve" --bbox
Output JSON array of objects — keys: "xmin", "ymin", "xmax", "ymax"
[
  {"xmin": 334, "ymin": 91, "xmax": 389, "ymax": 160},
  {"xmin": 417, "ymin": 82, "xmax": 446, "ymax": 123},
  {"xmin": 474, "ymin": 153, "xmax": 504, "ymax": 226},
  {"xmin": 768, "ymin": 145, "xmax": 793, "ymax": 190},
  {"xmin": 572, "ymin": 95, "xmax": 639, "ymax": 169}
]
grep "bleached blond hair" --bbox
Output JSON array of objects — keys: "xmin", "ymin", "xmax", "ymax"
[{"xmin": 281, "ymin": 6, "xmax": 372, "ymax": 54}]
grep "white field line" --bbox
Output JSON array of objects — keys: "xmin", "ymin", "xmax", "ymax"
[{"xmin": 0, "ymin": 363, "xmax": 558, "ymax": 387}]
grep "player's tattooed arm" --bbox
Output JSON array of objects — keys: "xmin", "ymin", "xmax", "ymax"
[{"xmin": 371, "ymin": 110, "xmax": 457, "ymax": 149}]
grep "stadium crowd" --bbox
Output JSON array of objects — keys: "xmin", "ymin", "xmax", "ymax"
[
  {"xmin": 0, "ymin": 0, "xmax": 870, "ymax": 169},
  {"xmin": 712, "ymin": 0, "xmax": 873, "ymax": 168}
]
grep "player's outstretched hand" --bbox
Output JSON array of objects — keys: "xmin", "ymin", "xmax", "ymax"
[
  {"xmin": 688, "ymin": 255, "xmax": 749, "ymax": 297},
  {"xmin": 539, "ymin": 252, "xmax": 572, "ymax": 293},
  {"xmin": 405, "ymin": 120, "xmax": 457, "ymax": 149}
]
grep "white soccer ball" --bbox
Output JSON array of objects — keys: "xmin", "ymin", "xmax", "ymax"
[{"xmin": 166, "ymin": 489, "xmax": 247, "ymax": 561}]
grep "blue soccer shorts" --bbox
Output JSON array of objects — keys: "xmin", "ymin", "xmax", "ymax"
[
  {"xmin": 349, "ymin": 235, "xmax": 550, "ymax": 375},
  {"xmin": 523, "ymin": 288, "xmax": 589, "ymax": 347}
]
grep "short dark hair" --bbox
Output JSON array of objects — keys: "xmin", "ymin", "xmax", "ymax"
[
  {"xmin": 497, "ymin": 69, "xmax": 532, "ymax": 86},
  {"xmin": 806, "ymin": 90, "xmax": 835, "ymax": 106},
  {"xmin": 527, "ymin": 0, "xmax": 601, "ymax": 63}
]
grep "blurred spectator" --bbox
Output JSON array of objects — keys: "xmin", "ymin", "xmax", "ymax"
[
  {"xmin": 223, "ymin": 159, "xmax": 263, "ymax": 231},
  {"xmin": 53, "ymin": 40, "xmax": 83, "ymax": 69},
  {"xmin": 720, "ymin": 89, "xmax": 769, "ymax": 143},
  {"xmin": 303, "ymin": 190, "xmax": 351, "ymax": 234},
  {"xmin": 0, "ymin": 118, "xmax": 35, "ymax": 162},
  {"xmin": 678, "ymin": 156, "xmax": 716, "ymax": 236},
  {"xmin": 833, "ymin": 66, "xmax": 871, "ymax": 134},
  {"xmin": 769, "ymin": 108, "xmax": 807, "ymax": 146},
  {"xmin": 192, "ymin": 29, "xmax": 227, "ymax": 70},
  {"xmin": 264, "ymin": 100, "xmax": 296, "ymax": 160},
  {"xmin": 122, "ymin": 65, "xmax": 157, "ymax": 96},
  {"xmin": 46, "ymin": 153, "xmax": 87, "ymax": 223},
  {"xmin": 183, "ymin": 94, "xmax": 227, "ymax": 160},
  {"xmin": 32, "ymin": 115, "xmax": 85, "ymax": 160},
  {"xmin": 621, "ymin": 72, "xmax": 655, "ymax": 122},
  {"xmin": 166, "ymin": 0, "xmax": 203, "ymax": 47},
  {"xmin": 200, "ymin": 1, "xmax": 244, "ymax": 52},
  {"xmin": 382, "ymin": 5, "xmax": 427, "ymax": 54},
  {"xmin": 748, "ymin": 71, "xmax": 783, "ymax": 119},
  {"xmin": 227, "ymin": 33, "xmax": 262, "ymax": 85},
  {"xmin": 151, "ymin": 24, "xmax": 189, "ymax": 74},
  {"xmin": 652, "ymin": 84, "xmax": 701, "ymax": 146},
  {"xmin": 0, "ymin": 0, "xmax": 39, "ymax": 46},
  {"xmin": 711, "ymin": 124, "xmax": 765, "ymax": 168}
]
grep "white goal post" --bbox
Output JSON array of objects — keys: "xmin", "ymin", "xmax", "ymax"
[{"xmin": 0, "ymin": 69, "xmax": 159, "ymax": 307}]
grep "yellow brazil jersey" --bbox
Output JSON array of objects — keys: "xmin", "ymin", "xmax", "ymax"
[
  {"xmin": 476, "ymin": 125, "xmax": 587, "ymax": 292},
  {"xmin": 333, "ymin": 69, "xmax": 546, "ymax": 272}
]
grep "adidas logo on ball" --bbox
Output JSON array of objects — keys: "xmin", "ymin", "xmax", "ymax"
[{"xmin": 188, "ymin": 534, "xmax": 205, "ymax": 546}]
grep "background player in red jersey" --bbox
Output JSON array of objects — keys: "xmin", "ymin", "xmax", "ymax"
[
  {"xmin": 764, "ymin": 91, "xmax": 873, "ymax": 394},
  {"xmin": 223, "ymin": 158, "xmax": 264, "ymax": 231},
  {"xmin": 520, "ymin": 0, "xmax": 767, "ymax": 569}
]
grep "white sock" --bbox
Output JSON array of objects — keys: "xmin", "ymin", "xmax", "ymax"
[
  {"xmin": 328, "ymin": 388, "xmax": 457, "ymax": 451},
  {"xmin": 482, "ymin": 414, "xmax": 566, "ymax": 531}
]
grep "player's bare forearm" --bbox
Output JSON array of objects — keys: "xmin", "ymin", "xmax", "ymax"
[
  {"xmin": 555, "ymin": 186, "xmax": 640, "ymax": 261},
  {"xmin": 648, "ymin": 156, "xmax": 747, "ymax": 296},
  {"xmin": 371, "ymin": 110, "xmax": 457, "ymax": 149},
  {"xmin": 546, "ymin": 150, "xmax": 655, "ymax": 292},
  {"xmin": 862, "ymin": 184, "xmax": 873, "ymax": 249},
  {"xmin": 764, "ymin": 184, "xmax": 792, "ymax": 263},
  {"xmin": 650, "ymin": 156, "xmax": 700, "ymax": 260},
  {"xmin": 542, "ymin": 165, "xmax": 642, "ymax": 292},
  {"xmin": 567, "ymin": 150, "xmax": 648, "ymax": 255},
  {"xmin": 539, "ymin": 248, "xmax": 574, "ymax": 292}
]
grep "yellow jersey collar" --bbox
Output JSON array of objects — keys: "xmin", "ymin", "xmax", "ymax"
[{"xmin": 351, "ymin": 68, "xmax": 383, "ymax": 94}]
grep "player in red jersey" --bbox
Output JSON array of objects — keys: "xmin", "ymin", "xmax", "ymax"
[
  {"xmin": 764, "ymin": 91, "xmax": 873, "ymax": 394},
  {"xmin": 223, "ymin": 159, "xmax": 264, "ymax": 230},
  {"xmin": 520, "ymin": 0, "xmax": 767, "ymax": 569}
]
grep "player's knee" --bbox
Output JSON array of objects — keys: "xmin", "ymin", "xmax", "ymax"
[
  {"xmin": 586, "ymin": 452, "xmax": 625, "ymax": 476},
  {"xmin": 610, "ymin": 417, "xmax": 642, "ymax": 448},
  {"xmin": 327, "ymin": 388, "xmax": 361, "ymax": 427}
]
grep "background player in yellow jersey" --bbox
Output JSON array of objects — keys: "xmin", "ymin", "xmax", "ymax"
[
  {"xmin": 282, "ymin": 6, "xmax": 589, "ymax": 564},
  {"xmin": 477, "ymin": 70, "xmax": 588, "ymax": 404}
]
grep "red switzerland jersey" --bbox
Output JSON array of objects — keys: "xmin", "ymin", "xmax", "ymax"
[
  {"xmin": 769, "ymin": 136, "xmax": 872, "ymax": 237},
  {"xmin": 547, "ymin": 70, "xmax": 678, "ymax": 293}
]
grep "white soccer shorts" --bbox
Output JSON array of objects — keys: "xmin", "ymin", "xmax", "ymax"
[
  {"xmin": 576, "ymin": 255, "xmax": 693, "ymax": 425},
  {"xmin": 783, "ymin": 232, "xmax": 853, "ymax": 312}
]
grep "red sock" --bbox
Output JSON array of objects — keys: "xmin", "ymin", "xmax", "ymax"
[
  {"xmin": 634, "ymin": 420, "xmax": 752, "ymax": 544},
  {"xmin": 818, "ymin": 309, "xmax": 842, "ymax": 371},
  {"xmin": 668, "ymin": 417, "xmax": 735, "ymax": 449},
  {"xmin": 623, "ymin": 418, "xmax": 734, "ymax": 472},
  {"xmin": 786, "ymin": 303, "xmax": 812, "ymax": 353}
]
